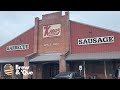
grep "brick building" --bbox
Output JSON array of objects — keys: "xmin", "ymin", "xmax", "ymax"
[{"xmin": 0, "ymin": 11, "xmax": 120, "ymax": 79}]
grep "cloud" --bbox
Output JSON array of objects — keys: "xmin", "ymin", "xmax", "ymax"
[
  {"xmin": 70, "ymin": 11, "xmax": 120, "ymax": 32},
  {"xmin": 0, "ymin": 11, "xmax": 120, "ymax": 46}
]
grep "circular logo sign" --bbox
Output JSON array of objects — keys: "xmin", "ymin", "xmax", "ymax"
[{"xmin": 4, "ymin": 64, "xmax": 14, "ymax": 76}]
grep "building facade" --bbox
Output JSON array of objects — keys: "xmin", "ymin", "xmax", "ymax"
[{"xmin": 0, "ymin": 12, "xmax": 120, "ymax": 79}]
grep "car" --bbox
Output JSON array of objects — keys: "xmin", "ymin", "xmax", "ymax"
[{"xmin": 53, "ymin": 72, "xmax": 84, "ymax": 79}]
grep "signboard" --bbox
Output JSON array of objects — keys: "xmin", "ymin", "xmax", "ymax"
[
  {"xmin": 43, "ymin": 24, "xmax": 61, "ymax": 38},
  {"xmin": 79, "ymin": 65, "xmax": 82, "ymax": 71},
  {"xmin": 78, "ymin": 36, "xmax": 114, "ymax": 45},
  {"xmin": 6, "ymin": 44, "xmax": 29, "ymax": 51}
]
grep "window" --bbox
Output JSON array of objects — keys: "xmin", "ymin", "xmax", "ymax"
[{"xmin": 86, "ymin": 61, "xmax": 104, "ymax": 74}]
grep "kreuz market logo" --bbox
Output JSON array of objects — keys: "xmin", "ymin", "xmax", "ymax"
[{"xmin": 43, "ymin": 24, "xmax": 61, "ymax": 38}]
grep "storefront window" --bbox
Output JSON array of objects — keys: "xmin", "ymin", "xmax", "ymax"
[
  {"xmin": 86, "ymin": 61, "xmax": 104, "ymax": 74},
  {"xmin": 106, "ymin": 61, "xmax": 113, "ymax": 74}
]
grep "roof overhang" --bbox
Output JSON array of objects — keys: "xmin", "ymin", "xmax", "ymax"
[
  {"xmin": 65, "ymin": 51, "xmax": 120, "ymax": 61},
  {"xmin": 0, "ymin": 57, "xmax": 25, "ymax": 63},
  {"xmin": 30, "ymin": 53, "xmax": 62, "ymax": 62}
]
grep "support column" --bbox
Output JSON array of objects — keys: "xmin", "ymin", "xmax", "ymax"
[
  {"xmin": 12, "ymin": 63, "xmax": 15, "ymax": 79},
  {"xmin": 104, "ymin": 61, "xmax": 107, "ymax": 79},
  {"xmin": 59, "ymin": 55, "xmax": 66, "ymax": 73},
  {"xmin": 1, "ymin": 64, "xmax": 4, "ymax": 79},
  {"xmin": 29, "ymin": 64, "xmax": 33, "ymax": 79},
  {"xmin": 66, "ymin": 63, "xmax": 70, "ymax": 72},
  {"xmin": 83, "ymin": 61, "xmax": 86, "ymax": 79},
  {"xmin": 23, "ymin": 58, "xmax": 29, "ymax": 79},
  {"xmin": 36, "ymin": 64, "xmax": 42, "ymax": 79},
  {"xmin": 32, "ymin": 64, "xmax": 37, "ymax": 79}
]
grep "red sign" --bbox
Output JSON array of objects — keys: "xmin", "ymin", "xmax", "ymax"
[{"xmin": 43, "ymin": 24, "xmax": 61, "ymax": 38}]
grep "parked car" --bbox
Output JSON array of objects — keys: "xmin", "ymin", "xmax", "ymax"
[{"xmin": 53, "ymin": 72, "xmax": 84, "ymax": 79}]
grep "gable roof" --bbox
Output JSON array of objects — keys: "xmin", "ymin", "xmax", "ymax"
[
  {"xmin": 70, "ymin": 20, "xmax": 120, "ymax": 34},
  {"xmin": 0, "ymin": 26, "xmax": 34, "ymax": 47}
]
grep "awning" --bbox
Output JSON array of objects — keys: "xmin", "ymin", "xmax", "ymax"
[
  {"xmin": 65, "ymin": 51, "xmax": 120, "ymax": 61},
  {"xmin": 30, "ymin": 53, "xmax": 62, "ymax": 62},
  {"xmin": 0, "ymin": 57, "xmax": 25, "ymax": 63}
]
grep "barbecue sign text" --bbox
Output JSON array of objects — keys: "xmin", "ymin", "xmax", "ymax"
[{"xmin": 78, "ymin": 36, "xmax": 114, "ymax": 45}]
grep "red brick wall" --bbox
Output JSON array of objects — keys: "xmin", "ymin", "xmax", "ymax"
[
  {"xmin": 0, "ymin": 27, "xmax": 34, "ymax": 57},
  {"xmin": 38, "ymin": 12, "xmax": 70, "ymax": 54},
  {"xmin": 70, "ymin": 21, "xmax": 120, "ymax": 54}
]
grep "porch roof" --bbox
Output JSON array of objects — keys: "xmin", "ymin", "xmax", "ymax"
[
  {"xmin": 65, "ymin": 51, "xmax": 120, "ymax": 61},
  {"xmin": 0, "ymin": 57, "xmax": 25, "ymax": 63},
  {"xmin": 30, "ymin": 53, "xmax": 62, "ymax": 62}
]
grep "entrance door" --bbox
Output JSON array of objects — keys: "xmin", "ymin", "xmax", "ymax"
[{"xmin": 42, "ymin": 63, "xmax": 59, "ymax": 79}]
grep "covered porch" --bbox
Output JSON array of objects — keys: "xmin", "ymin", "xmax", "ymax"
[
  {"xmin": 0, "ymin": 57, "xmax": 25, "ymax": 79},
  {"xmin": 65, "ymin": 51, "xmax": 120, "ymax": 79},
  {"xmin": 29, "ymin": 53, "xmax": 64, "ymax": 79}
]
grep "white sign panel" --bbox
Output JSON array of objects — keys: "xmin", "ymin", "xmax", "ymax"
[
  {"xmin": 78, "ymin": 36, "xmax": 114, "ymax": 45},
  {"xmin": 43, "ymin": 24, "xmax": 61, "ymax": 38},
  {"xmin": 6, "ymin": 44, "xmax": 29, "ymax": 51},
  {"xmin": 79, "ymin": 65, "xmax": 82, "ymax": 70}
]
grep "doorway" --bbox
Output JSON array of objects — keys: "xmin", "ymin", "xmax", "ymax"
[{"xmin": 42, "ymin": 63, "xmax": 59, "ymax": 79}]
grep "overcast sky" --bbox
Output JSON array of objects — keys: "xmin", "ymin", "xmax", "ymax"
[{"xmin": 0, "ymin": 11, "xmax": 120, "ymax": 46}]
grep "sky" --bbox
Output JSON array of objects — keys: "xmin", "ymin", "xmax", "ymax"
[{"xmin": 0, "ymin": 11, "xmax": 120, "ymax": 46}]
